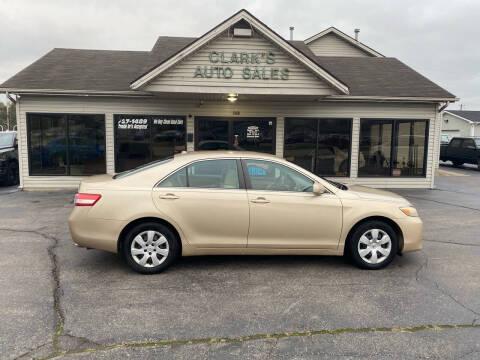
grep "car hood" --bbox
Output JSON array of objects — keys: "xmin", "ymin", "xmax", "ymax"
[
  {"xmin": 0, "ymin": 147, "xmax": 14, "ymax": 154},
  {"xmin": 346, "ymin": 185, "xmax": 410, "ymax": 205}
]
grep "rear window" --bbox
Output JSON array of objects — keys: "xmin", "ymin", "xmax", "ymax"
[
  {"xmin": 450, "ymin": 138, "xmax": 462, "ymax": 148},
  {"xmin": 475, "ymin": 139, "xmax": 480, "ymax": 147},
  {"xmin": 113, "ymin": 157, "xmax": 173, "ymax": 179}
]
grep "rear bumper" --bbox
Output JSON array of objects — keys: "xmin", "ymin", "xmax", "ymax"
[
  {"xmin": 396, "ymin": 216, "xmax": 423, "ymax": 253},
  {"xmin": 68, "ymin": 207, "xmax": 125, "ymax": 253}
]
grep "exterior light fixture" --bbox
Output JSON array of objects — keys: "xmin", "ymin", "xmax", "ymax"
[{"xmin": 227, "ymin": 93, "xmax": 238, "ymax": 102}]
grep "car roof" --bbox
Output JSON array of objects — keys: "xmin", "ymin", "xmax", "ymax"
[{"xmin": 174, "ymin": 151, "xmax": 280, "ymax": 161}]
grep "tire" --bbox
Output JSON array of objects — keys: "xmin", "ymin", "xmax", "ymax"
[
  {"xmin": 123, "ymin": 222, "xmax": 180, "ymax": 274},
  {"xmin": 5, "ymin": 162, "xmax": 19, "ymax": 186},
  {"xmin": 348, "ymin": 220, "xmax": 398, "ymax": 270},
  {"xmin": 452, "ymin": 161, "xmax": 463, "ymax": 167}
]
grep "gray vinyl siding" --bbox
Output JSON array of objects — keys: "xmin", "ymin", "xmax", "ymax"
[
  {"xmin": 306, "ymin": 33, "xmax": 372, "ymax": 57},
  {"xmin": 143, "ymin": 32, "xmax": 338, "ymax": 96},
  {"xmin": 17, "ymin": 95, "xmax": 438, "ymax": 189}
]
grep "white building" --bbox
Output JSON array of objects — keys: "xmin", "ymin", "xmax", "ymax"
[
  {"xmin": 0, "ymin": 10, "xmax": 457, "ymax": 189},
  {"xmin": 442, "ymin": 110, "xmax": 480, "ymax": 138}
]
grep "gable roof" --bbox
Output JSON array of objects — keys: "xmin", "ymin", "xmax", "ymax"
[
  {"xmin": 130, "ymin": 9, "xmax": 350, "ymax": 95},
  {"xmin": 445, "ymin": 111, "xmax": 480, "ymax": 124},
  {"xmin": 0, "ymin": 42, "xmax": 456, "ymax": 99},
  {"xmin": 304, "ymin": 27, "xmax": 384, "ymax": 57}
]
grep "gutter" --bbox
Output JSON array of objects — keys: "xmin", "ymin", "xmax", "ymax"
[{"xmin": 6, "ymin": 91, "xmax": 16, "ymax": 104}]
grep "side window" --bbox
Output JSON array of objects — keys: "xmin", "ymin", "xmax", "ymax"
[
  {"xmin": 450, "ymin": 139, "xmax": 462, "ymax": 148},
  {"xmin": 188, "ymin": 160, "xmax": 239, "ymax": 189},
  {"xmin": 463, "ymin": 139, "xmax": 475, "ymax": 148},
  {"xmin": 245, "ymin": 160, "xmax": 314, "ymax": 192},
  {"xmin": 157, "ymin": 168, "xmax": 187, "ymax": 187}
]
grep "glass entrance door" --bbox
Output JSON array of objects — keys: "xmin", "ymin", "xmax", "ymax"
[{"xmin": 195, "ymin": 117, "xmax": 276, "ymax": 154}]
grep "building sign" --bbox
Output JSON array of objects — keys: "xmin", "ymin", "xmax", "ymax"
[
  {"xmin": 117, "ymin": 116, "xmax": 184, "ymax": 130},
  {"xmin": 246, "ymin": 125, "xmax": 260, "ymax": 139},
  {"xmin": 193, "ymin": 51, "xmax": 289, "ymax": 80}
]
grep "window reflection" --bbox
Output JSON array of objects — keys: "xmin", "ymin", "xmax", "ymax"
[
  {"xmin": 359, "ymin": 120, "xmax": 393, "ymax": 176},
  {"xmin": 284, "ymin": 118, "xmax": 352, "ymax": 177},
  {"xmin": 359, "ymin": 119, "xmax": 428, "ymax": 177},
  {"xmin": 28, "ymin": 114, "xmax": 105, "ymax": 176},
  {"xmin": 114, "ymin": 115, "xmax": 186, "ymax": 172}
]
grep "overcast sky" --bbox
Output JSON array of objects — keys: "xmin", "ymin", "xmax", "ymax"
[{"xmin": 1, "ymin": 0, "xmax": 479, "ymax": 109}]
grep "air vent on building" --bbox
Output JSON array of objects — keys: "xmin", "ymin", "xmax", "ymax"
[{"xmin": 233, "ymin": 27, "xmax": 252, "ymax": 37}]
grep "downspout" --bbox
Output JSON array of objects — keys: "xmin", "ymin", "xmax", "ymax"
[{"xmin": 5, "ymin": 91, "xmax": 17, "ymax": 131}]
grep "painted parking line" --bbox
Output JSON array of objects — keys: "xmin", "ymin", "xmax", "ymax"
[{"xmin": 436, "ymin": 169, "xmax": 469, "ymax": 177}]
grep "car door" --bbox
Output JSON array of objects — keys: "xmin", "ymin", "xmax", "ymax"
[
  {"xmin": 152, "ymin": 158, "xmax": 249, "ymax": 248},
  {"xmin": 462, "ymin": 139, "xmax": 476, "ymax": 163},
  {"xmin": 242, "ymin": 159, "xmax": 343, "ymax": 249}
]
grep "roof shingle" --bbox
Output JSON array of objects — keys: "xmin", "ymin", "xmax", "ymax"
[{"xmin": 0, "ymin": 36, "xmax": 456, "ymax": 99}]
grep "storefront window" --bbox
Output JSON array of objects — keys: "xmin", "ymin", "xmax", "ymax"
[
  {"xmin": 27, "ymin": 113, "xmax": 105, "ymax": 176},
  {"xmin": 284, "ymin": 118, "xmax": 352, "ymax": 177},
  {"xmin": 114, "ymin": 115, "xmax": 186, "ymax": 172},
  {"xmin": 195, "ymin": 117, "xmax": 275, "ymax": 154},
  {"xmin": 359, "ymin": 119, "xmax": 428, "ymax": 177}
]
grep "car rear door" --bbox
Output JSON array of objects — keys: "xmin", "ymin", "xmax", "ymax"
[
  {"xmin": 242, "ymin": 158, "xmax": 342, "ymax": 249},
  {"xmin": 152, "ymin": 158, "xmax": 249, "ymax": 248}
]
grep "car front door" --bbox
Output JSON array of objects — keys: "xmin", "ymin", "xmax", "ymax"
[
  {"xmin": 462, "ymin": 139, "xmax": 477, "ymax": 163},
  {"xmin": 242, "ymin": 159, "xmax": 343, "ymax": 249},
  {"xmin": 152, "ymin": 158, "xmax": 249, "ymax": 248}
]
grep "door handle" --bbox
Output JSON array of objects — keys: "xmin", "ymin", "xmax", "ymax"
[
  {"xmin": 160, "ymin": 193, "xmax": 179, "ymax": 200},
  {"xmin": 251, "ymin": 197, "xmax": 270, "ymax": 204}
]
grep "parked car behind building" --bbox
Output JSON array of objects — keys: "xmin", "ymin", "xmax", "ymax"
[
  {"xmin": 0, "ymin": 131, "xmax": 19, "ymax": 185},
  {"xmin": 440, "ymin": 137, "xmax": 480, "ymax": 168}
]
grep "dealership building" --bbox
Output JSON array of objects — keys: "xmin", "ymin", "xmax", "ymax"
[{"xmin": 1, "ymin": 10, "xmax": 457, "ymax": 189}]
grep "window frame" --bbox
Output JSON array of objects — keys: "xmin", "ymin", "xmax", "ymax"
[
  {"xmin": 283, "ymin": 117, "xmax": 353, "ymax": 177},
  {"xmin": 114, "ymin": 114, "xmax": 187, "ymax": 173},
  {"xmin": 26, "ymin": 112, "xmax": 106, "ymax": 176},
  {"xmin": 156, "ymin": 158, "xmax": 246, "ymax": 190},
  {"xmin": 240, "ymin": 158, "xmax": 318, "ymax": 194},
  {"xmin": 358, "ymin": 118, "xmax": 429, "ymax": 178}
]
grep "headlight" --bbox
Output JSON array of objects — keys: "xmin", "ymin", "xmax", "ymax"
[
  {"xmin": 399, "ymin": 207, "xmax": 419, "ymax": 217},
  {"xmin": 0, "ymin": 153, "xmax": 7, "ymax": 160}
]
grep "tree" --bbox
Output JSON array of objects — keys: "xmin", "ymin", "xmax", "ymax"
[{"xmin": 0, "ymin": 100, "xmax": 16, "ymax": 131}]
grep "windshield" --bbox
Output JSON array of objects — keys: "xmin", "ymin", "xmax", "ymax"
[
  {"xmin": 113, "ymin": 157, "xmax": 173, "ymax": 179},
  {"xmin": 0, "ymin": 133, "xmax": 14, "ymax": 148},
  {"xmin": 321, "ymin": 177, "xmax": 348, "ymax": 190}
]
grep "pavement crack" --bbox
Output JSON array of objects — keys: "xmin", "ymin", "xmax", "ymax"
[
  {"xmin": 415, "ymin": 250, "xmax": 480, "ymax": 319},
  {"xmin": 37, "ymin": 323, "xmax": 480, "ymax": 359},
  {"xmin": 423, "ymin": 238, "xmax": 480, "ymax": 247},
  {"xmin": 0, "ymin": 228, "xmax": 65, "ymax": 355}
]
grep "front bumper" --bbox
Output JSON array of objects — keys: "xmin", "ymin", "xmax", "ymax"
[
  {"xmin": 396, "ymin": 216, "xmax": 423, "ymax": 253},
  {"xmin": 68, "ymin": 207, "xmax": 126, "ymax": 253}
]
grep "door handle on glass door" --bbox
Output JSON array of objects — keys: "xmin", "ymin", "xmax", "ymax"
[
  {"xmin": 251, "ymin": 197, "xmax": 270, "ymax": 204},
  {"xmin": 160, "ymin": 193, "xmax": 179, "ymax": 200}
]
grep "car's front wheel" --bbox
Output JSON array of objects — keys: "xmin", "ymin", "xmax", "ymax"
[
  {"xmin": 123, "ymin": 222, "xmax": 180, "ymax": 274},
  {"xmin": 348, "ymin": 221, "xmax": 398, "ymax": 270}
]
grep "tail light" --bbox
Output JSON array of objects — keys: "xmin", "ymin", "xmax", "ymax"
[{"xmin": 74, "ymin": 193, "xmax": 102, "ymax": 207}]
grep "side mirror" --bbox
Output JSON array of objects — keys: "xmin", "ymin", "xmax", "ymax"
[{"xmin": 313, "ymin": 182, "xmax": 326, "ymax": 196}]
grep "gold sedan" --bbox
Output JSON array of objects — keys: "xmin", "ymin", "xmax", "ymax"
[{"xmin": 68, "ymin": 151, "xmax": 422, "ymax": 274}]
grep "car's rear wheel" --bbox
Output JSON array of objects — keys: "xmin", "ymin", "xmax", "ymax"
[
  {"xmin": 123, "ymin": 222, "xmax": 180, "ymax": 274},
  {"xmin": 452, "ymin": 161, "xmax": 463, "ymax": 167},
  {"xmin": 348, "ymin": 221, "xmax": 398, "ymax": 270}
]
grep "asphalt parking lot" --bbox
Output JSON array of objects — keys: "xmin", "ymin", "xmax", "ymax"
[{"xmin": 1, "ymin": 164, "xmax": 479, "ymax": 359}]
